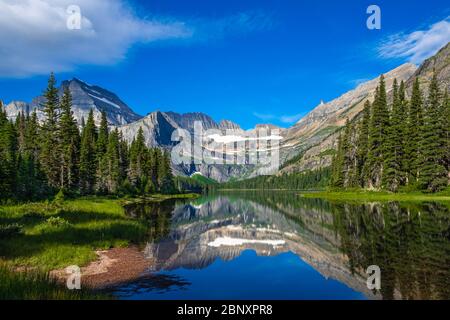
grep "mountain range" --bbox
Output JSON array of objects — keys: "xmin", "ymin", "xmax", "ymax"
[{"xmin": 3, "ymin": 42, "xmax": 450, "ymax": 182}]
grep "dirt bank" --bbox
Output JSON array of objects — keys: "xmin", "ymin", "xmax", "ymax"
[{"xmin": 51, "ymin": 246, "xmax": 153, "ymax": 290}]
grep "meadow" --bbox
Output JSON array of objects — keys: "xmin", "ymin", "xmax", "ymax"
[{"xmin": 0, "ymin": 194, "xmax": 197, "ymax": 299}]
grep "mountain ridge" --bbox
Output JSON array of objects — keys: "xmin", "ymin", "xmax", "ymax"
[{"xmin": 2, "ymin": 42, "xmax": 449, "ymax": 181}]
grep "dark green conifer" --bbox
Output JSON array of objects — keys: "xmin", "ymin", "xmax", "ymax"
[
  {"xmin": 418, "ymin": 73, "xmax": 447, "ymax": 191},
  {"xmin": 357, "ymin": 100, "xmax": 371, "ymax": 187},
  {"xmin": 79, "ymin": 110, "xmax": 97, "ymax": 194},
  {"xmin": 59, "ymin": 86, "xmax": 80, "ymax": 190},
  {"xmin": 366, "ymin": 75, "xmax": 389, "ymax": 188},
  {"xmin": 40, "ymin": 73, "xmax": 61, "ymax": 188},
  {"xmin": 405, "ymin": 78, "xmax": 424, "ymax": 183},
  {"xmin": 383, "ymin": 79, "xmax": 402, "ymax": 191}
]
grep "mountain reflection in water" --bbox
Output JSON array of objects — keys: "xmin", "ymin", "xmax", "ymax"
[{"xmin": 116, "ymin": 191, "xmax": 450, "ymax": 300}]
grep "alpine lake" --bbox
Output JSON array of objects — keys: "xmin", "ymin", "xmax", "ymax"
[{"xmin": 108, "ymin": 191, "xmax": 450, "ymax": 300}]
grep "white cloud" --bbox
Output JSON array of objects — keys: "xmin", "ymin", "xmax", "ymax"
[
  {"xmin": 253, "ymin": 112, "xmax": 304, "ymax": 124},
  {"xmin": 0, "ymin": 0, "xmax": 192, "ymax": 77},
  {"xmin": 0, "ymin": 1, "xmax": 273, "ymax": 78},
  {"xmin": 379, "ymin": 17, "xmax": 450, "ymax": 64}
]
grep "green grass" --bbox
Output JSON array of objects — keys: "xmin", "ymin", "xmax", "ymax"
[
  {"xmin": 0, "ymin": 197, "xmax": 149, "ymax": 271},
  {"xmin": 300, "ymin": 189, "xmax": 450, "ymax": 202},
  {"xmin": 0, "ymin": 264, "xmax": 108, "ymax": 300},
  {"xmin": 0, "ymin": 194, "xmax": 199, "ymax": 300}
]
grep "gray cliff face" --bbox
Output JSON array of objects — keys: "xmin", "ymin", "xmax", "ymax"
[
  {"xmin": 405, "ymin": 42, "xmax": 450, "ymax": 95},
  {"xmin": 117, "ymin": 111, "xmax": 179, "ymax": 147},
  {"xmin": 4, "ymin": 101, "xmax": 42, "ymax": 121}
]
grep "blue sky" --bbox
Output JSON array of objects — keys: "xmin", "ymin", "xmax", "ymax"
[{"xmin": 0, "ymin": 0, "xmax": 449, "ymax": 129}]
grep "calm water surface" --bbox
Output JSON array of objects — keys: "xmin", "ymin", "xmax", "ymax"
[{"xmin": 112, "ymin": 191, "xmax": 450, "ymax": 300}]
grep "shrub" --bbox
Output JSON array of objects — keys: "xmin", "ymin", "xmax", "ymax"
[
  {"xmin": 45, "ymin": 217, "xmax": 71, "ymax": 228},
  {"xmin": 53, "ymin": 189, "xmax": 65, "ymax": 203}
]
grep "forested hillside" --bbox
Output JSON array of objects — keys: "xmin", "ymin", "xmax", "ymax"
[
  {"xmin": 331, "ymin": 73, "xmax": 449, "ymax": 192},
  {"xmin": 0, "ymin": 74, "xmax": 176, "ymax": 202},
  {"xmin": 223, "ymin": 73, "xmax": 449, "ymax": 193},
  {"xmin": 220, "ymin": 167, "xmax": 331, "ymax": 190}
]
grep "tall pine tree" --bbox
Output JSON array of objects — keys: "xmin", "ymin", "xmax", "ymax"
[
  {"xmin": 382, "ymin": 79, "xmax": 403, "ymax": 191},
  {"xmin": 366, "ymin": 75, "xmax": 389, "ymax": 188},
  {"xmin": 357, "ymin": 100, "xmax": 371, "ymax": 187},
  {"xmin": 0, "ymin": 102, "xmax": 18, "ymax": 200},
  {"xmin": 40, "ymin": 73, "xmax": 61, "ymax": 188},
  {"xmin": 418, "ymin": 73, "xmax": 447, "ymax": 191},
  {"xmin": 405, "ymin": 78, "xmax": 424, "ymax": 183},
  {"xmin": 58, "ymin": 86, "xmax": 81, "ymax": 191},
  {"xmin": 96, "ymin": 111, "xmax": 109, "ymax": 193},
  {"xmin": 79, "ymin": 110, "xmax": 97, "ymax": 194},
  {"xmin": 105, "ymin": 129, "xmax": 121, "ymax": 193}
]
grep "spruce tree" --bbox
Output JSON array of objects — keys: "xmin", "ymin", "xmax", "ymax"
[
  {"xmin": 0, "ymin": 117, "xmax": 18, "ymax": 200},
  {"xmin": 23, "ymin": 110, "xmax": 48, "ymax": 199},
  {"xmin": 331, "ymin": 133, "xmax": 344, "ymax": 188},
  {"xmin": 16, "ymin": 112, "xmax": 26, "ymax": 153},
  {"xmin": 382, "ymin": 79, "xmax": 402, "ymax": 191},
  {"xmin": 105, "ymin": 129, "xmax": 121, "ymax": 193},
  {"xmin": 58, "ymin": 86, "xmax": 81, "ymax": 190},
  {"xmin": 79, "ymin": 110, "xmax": 97, "ymax": 194},
  {"xmin": 40, "ymin": 73, "xmax": 61, "ymax": 188},
  {"xmin": 418, "ymin": 73, "xmax": 447, "ymax": 191},
  {"xmin": 160, "ymin": 150, "xmax": 175, "ymax": 194},
  {"xmin": 366, "ymin": 76, "xmax": 389, "ymax": 188},
  {"xmin": 118, "ymin": 131, "xmax": 129, "ymax": 183},
  {"xmin": 443, "ymin": 90, "xmax": 450, "ymax": 178},
  {"xmin": 341, "ymin": 119, "xmax": 357, "ymax": 187},
  {"xmin": 24, "ymin": 111, "xmax": 40, "ymax": 158},
  {"xmin": 357, "ymin": 100, "xmax": 371, "ymax": 187},
  {"xmin": 95, "ymin": 111, "xmax": 109, "ymax": 193},
  {"xmin": 97, "ymin": 111, "xmax": 108, "ymax": 157},
  {"xmin": 128, "ymin": 127, "xmax": 147, "ymax": 190},
  {"xmin": 405, "ymin": 78, "xmax": 424, "ymax": 183},
  {"xmin": 398, "ymin": 81, "xmax": 409, "ymax": 181}
]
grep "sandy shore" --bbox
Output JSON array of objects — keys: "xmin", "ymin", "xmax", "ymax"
[{"xmin": 51, "ymin": 246, "xmax": 153, "ymax": 290}]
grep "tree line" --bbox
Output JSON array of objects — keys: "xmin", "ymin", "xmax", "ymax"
[
  {"xmin": 219, "ymin": 167, "xmax": 331, "ymax": 190},
  {"xmin": 331, "ymin": 73, "xmax": 449, "ymax": 192},
  {"xmin": 0, "ymin": 73, "xmax": 176, "ymax": 202}
]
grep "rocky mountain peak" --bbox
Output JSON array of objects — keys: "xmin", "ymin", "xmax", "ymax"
[
  {"xmin": 405, "ymin": 41, "xmax": 450, "ymax": 94},
  {"xmin": 4, "ymin": 78, "xmax": 142, "ymax": 126},
  {"xmin": 218, "ymin": 119, "xmax": 241, "ymax": 130}
]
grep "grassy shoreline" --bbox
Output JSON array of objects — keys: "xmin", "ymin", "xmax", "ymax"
[
  {"xmin": 299, "ymin": 190, "xmax": 450, "ymax": 202},
  {"xmin": 218, "ymin": 188, "xmax": 450, "ymax": 202},
  {"xmin": 0, "ymin": 193, "xmax": 198, "ymax": 300},
  {"xmin": 0, "ymin": 193, "xmax": 198, "ymax": 270}
]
